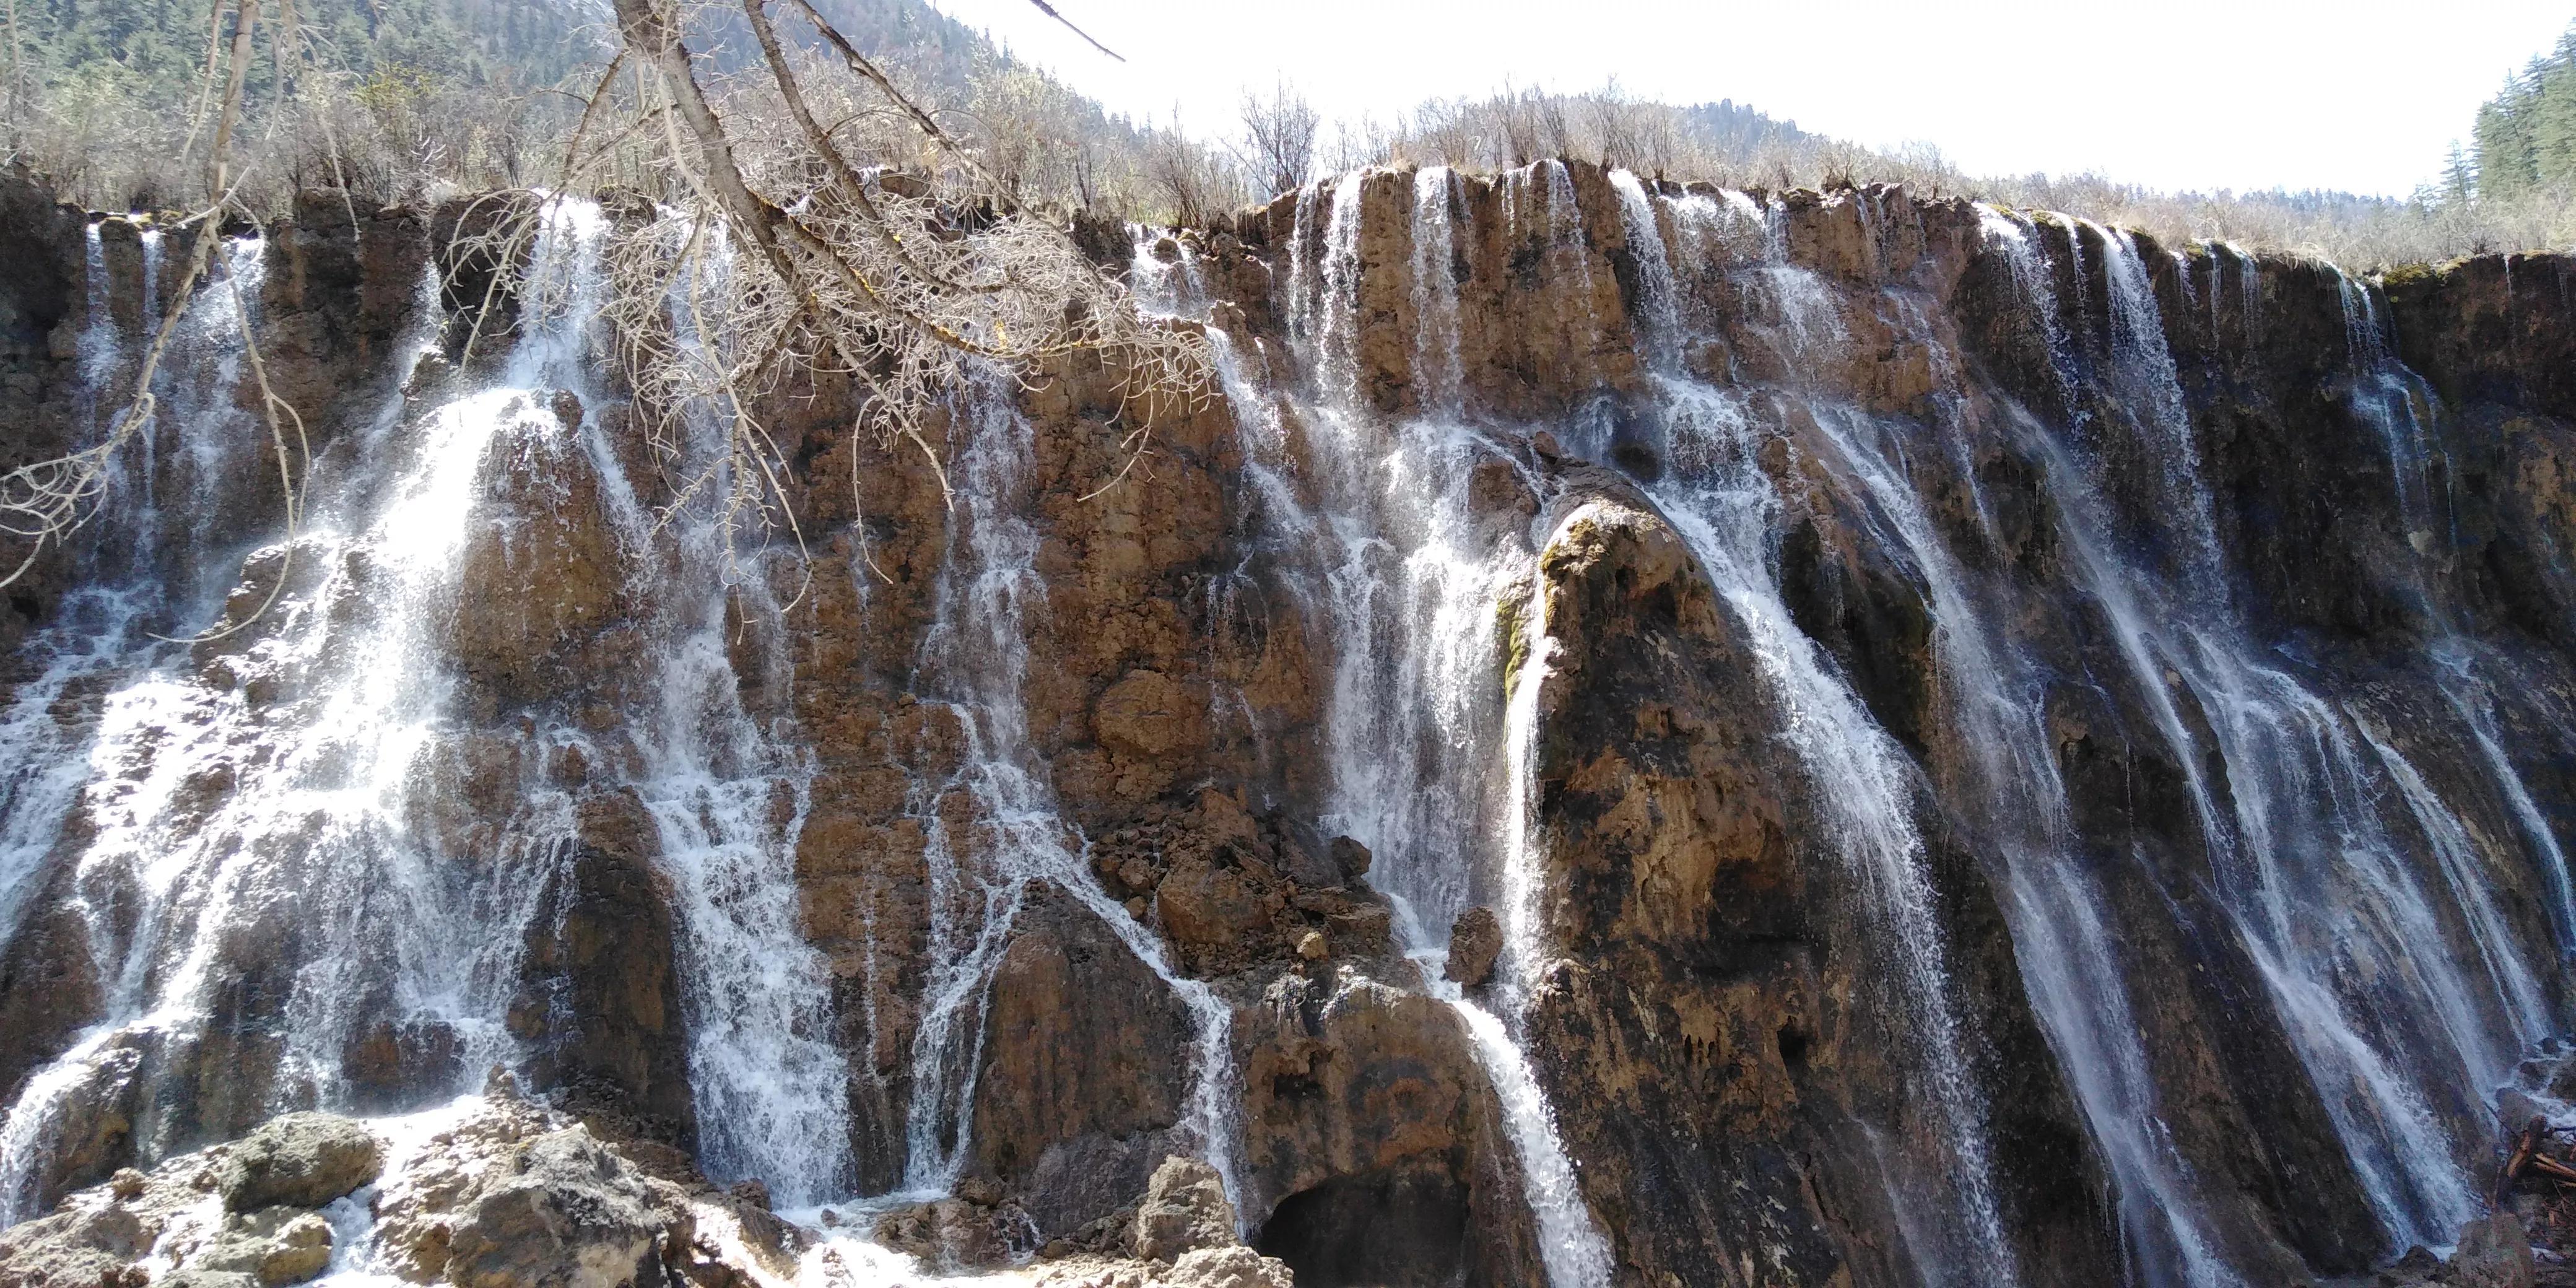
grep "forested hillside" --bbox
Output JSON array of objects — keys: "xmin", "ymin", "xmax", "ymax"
[{"xmin": 2474, "ymin": 22, "xmax": 2576, "ymax": 200}]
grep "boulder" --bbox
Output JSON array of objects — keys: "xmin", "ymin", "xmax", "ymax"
[
  {"xmin": 1133, "ymin": 1157, "xmax": 1236, "ymax": 1262},
  {"xmin": 187, "ymin": 1209, "xmax": 334, "ymax": 1286},
  {"xmin": 436, "ymin": 1126, "xmax": 668, "ymax": 1288},
  {"xmin": 1165, "ymin": 1247, "xmax": 1294, "ymax": 1288},
  {"xmin": 1326, "ymin": 837, "xmax": 1372, "ymax": 884},
  {"xmin": 2377, "ymin": 1245, "xmax": 2443, "ymax": 1286},
  {"xmin": 0, "ymin": 1203, "xmax": 154, "ymax": 1288},
  {"xmin": 1442, "ymin": 908, "xmax": 1502, "ymax": 986},
  {"xmin": 0, "ymin": 1112, "xmax": 363, "ymax": 1288},
  {"xmin": 2451, "ymin": 1213, "xmax": 2536, "ymax": 1288},
  {"xmin": 218, "ymin": 1113, "xmax": 385, "ymax": 1212},
  {"xmin": 871, "ymin": 1194, "xmax": 1033, "ymax": 1270},
  {"xmin": 258, "ymin": 1215, "xmax": 335, "ymax": 1285}
]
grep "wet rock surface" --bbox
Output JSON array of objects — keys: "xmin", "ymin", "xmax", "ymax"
[
  {"xmin": 1, "ymin": 162, "xmax": 2574, "ymax": 1288},
  {"xmin": 215, "ymin": 1114, "xmax": 384, "ymax": 1213},
  {"xmin": 1132, "ymin": 1156, "xmax": 1234, "ymax": 1262},
  {"xmin": 1440, "ymin": 907, "xmax": 1501, "ymax": 986}
]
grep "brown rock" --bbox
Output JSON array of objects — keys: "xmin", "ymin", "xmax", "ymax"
[
  {"xmin": 1442, "ymin": 908, "xmax": 1502, "ymax": 986},
  {"xmin": 872, "ymin": 1196, "xmax": 1025, "ymax": 1270},
  {"xmin": 1094, "ymin": 669, "xmax": 1206, "ymax": 759},
  {"xmin": 1165, "ymin": 1247, "xmax": 1293, "ymax": 1288},
  {"xmin": 450, "ymin": 400, "xmax": 633, "ymax": 706},
  {"xmin": 1133, "ymin": 1157, "xmax": 1235, "ymax": 1262},
  {"xmin": 1326, "ymin": 837, "xmax": 1371, "ymax": 883},
  {"xmin": 513, "ymin": 790, "xmax": 695, "ymax": 1144},
  {"xmin": 968, "ymin": 889, "xmax": 1195, "ymax": 1240},
  {"xmin": 436, "ymin": 1126, "xmax": 670, "ymax": 1288},
  {"xmin": 217, "ymin": 1113, "xmax": 384, "ymax": 1212},
  {"xmin": 2450, "ymin": 1214, "xmax": 2535, "ymax": 1288},
  {"xmin": 257, "ymin": 1214, "xmax": 334, "ymax": 1286}
]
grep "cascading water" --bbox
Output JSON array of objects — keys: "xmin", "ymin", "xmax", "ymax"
[
  {"xmin": 1255, "ymin": 163, "xmax": 1618, "ymax": 1288},
  {"xmin": 1411, "ymin": 167, "xmax": 1465, "ymax": 418},
  {"xmin": 563, "ymin": 214, "xmax": 858, "ymax": 1208},
  {"xmin": 1708, "ymin": 209, "xmax": 2240, "ymax": 1279},
  {"xmin": 2333, "ymin": 272, "xmax": 2576, "ymax": 971},
  {"xmin": 0, "ymin": 206, "xmax": 619, "ymax": 1222},
  {"xmin": 1977, "ymin": 209, "xmax": 2549, "ymax": 1256},
  {"xmin": 1720, "ymin": 207, "xmax": 2235, "ymax": 1287},
  {"xmin": 0, "ymin": 193, "xmax": 910, "ymax": 1238},
  {"xmin": 1608, "ymin": 172, "xmax": 2019, "ymax": 1288},
  {"xmin": 888, "ymin": 363, "xmax": 1246, "ymax": 1216},
  {"xmin": 9, "ymin": 146, "xmax": 2576, "ymax": 1288}
]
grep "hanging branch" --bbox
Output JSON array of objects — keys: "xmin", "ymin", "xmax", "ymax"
[
  {"xmin": 0, "ymin": 0, "xmax": 316, "ymax": 627},
  {"xmin": 0, "ymin": 0, "xmax": 1206, "ymax": 597},
  {"xmin": 576, "ymin": 0, "xmax": 1211, "ymax": 553},
  {"xmin": 1020, "ymin": 0, "xmax": 1123, "ymax": 62},
  {"xmin": 0, "ymin": 0, "xmax": 255, "ymax": 589}
]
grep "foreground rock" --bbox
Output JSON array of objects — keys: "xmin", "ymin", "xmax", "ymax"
[
  {"xmin": 2366, "ymin": 1212, "xmax": 2543, "ymax": 1288},
  {"xmin": 2450, "ymin": 1213, "xmax": 2538, "ymax": 1288},
  {"xmin": 219, "ymin": 1113, "xmax": 386, "ymax": 1212},
  {"xmin": 1036, "ymin": 1246, "xmax": 1293, "ymax": 1288},
  {"xmin": 0, "ymin": 1087, "xmax": 798, "ymax": 1288},
  {"xmin": 1441, "ymin": 908, "xmax": 1501, "ymax": 986},
  {"xmin": 0, "ymin": 1113, "xmax": 387, "ymax": 1288},
  {"xmin": 1023, "ymin": 1156, "xmax": 1289, "ymax": 1288},
  {"xmin": 1132, "ymin": 1157, "xmax": 1237, "ymax": 1262},
  {"xmin": 0, "ymin": 1099, "xmax": 1295, "ymax": 1288}
]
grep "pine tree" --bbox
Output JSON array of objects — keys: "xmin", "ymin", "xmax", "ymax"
[
  {"xmin": 2442, "ymin": 140, "xmax": 2478, "ymax": 203},
  {"xmin": 2470, "ymin": 22, "xmax": 2576, "ymax": 198}
]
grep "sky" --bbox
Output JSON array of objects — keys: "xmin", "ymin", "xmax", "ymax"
[{"xmin": 922, "ymin": 0, "xmax": 2575, "ymax": 198}]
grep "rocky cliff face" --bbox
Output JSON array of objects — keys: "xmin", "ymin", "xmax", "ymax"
[{"xmin": 1, "ymin": 161, "xmax": 2572, "ymax": 1288}]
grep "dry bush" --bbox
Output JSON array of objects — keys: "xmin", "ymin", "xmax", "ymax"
[
  {"xmin": 1237, "ymin": 79, "xmax": 1318, "ymax": 199},
  {"xmin": 1144, "ymin": 120, "xmax": 1240, "ymax": 226},
  {"xmin": 0, "ymin": 0, "xmax": 1219, "ymax": 601},
  {"xmin": 534, "ymin": 0, "xmax": 1216, "ymax": 571}
]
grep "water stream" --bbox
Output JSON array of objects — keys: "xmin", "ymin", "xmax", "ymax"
[{"xmin": 1609, "ymin": 172, "xmax": 2018, "ymax": 1288}]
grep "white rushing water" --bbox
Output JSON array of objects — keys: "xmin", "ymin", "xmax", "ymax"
[
  {"xmin": 890, "ymin": 362, "xmax": 1245, "ymax": 1217},
  {"xmin": 0, "ymin": 206, "xmax": 606, "ymax": 1221},
  {"xmin": 1247, "ymin": 163, "xmax": 1620, "ymax": 1288},
  {"xmin": 0, "ymin": 198, "xmax": 873, "ymax": 1221},
  {"xmin": 10, "ymin": 156, "xmax": 2575, "ymax": 1288},
  {"xmin": 1975, "ymin": 209, "xmax": 2552, "ymax": 1258},
  {"xmin": 1610, "ymin": 172, "xmax": 2019, "ymax": 1288}
]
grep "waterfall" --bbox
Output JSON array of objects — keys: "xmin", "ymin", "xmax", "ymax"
[
  {"xmin": 9, "ymin": 153, "xmax": 2576, "ymax": 1288},
  {"xmin": 0, "ymin": 204, "xmax": 620, "ymax": 1221},
  {"xmin": 1412, "ymin": 167, "xmax": 1466, "ymax": 417},
  {"xmin": 2332, "ymin": 267, "xmax": 2576, "ymax": 978},
  {"xmin": 0, "ymin": 197, "xmax": 895, "ymax": 1225},
  {"xmin": 1610, "ymin": 172, "xmax": 2022, "ymax": 1288},
  {"xmin": 1240, "ymin": 167, "xmax": 1616, "ymax": 1288},
  {"xmin": 1478, "ymin": 508, "xmax": 1625, "ymax": 1288},
  {"xmin": 1980, "ymin": 212, "xmax": 2534, "ymax": 1252},
  {"xmin": 890, "ymin": 364, "xmax": 1245, "ymax": 1214},
  {"xmin": 1129, "ymin": 227, "xmax": 1209, "ymax": 321},
  {"xmin": 549, "ymin": 212, "xmax": 857, "ymax": 1208}
]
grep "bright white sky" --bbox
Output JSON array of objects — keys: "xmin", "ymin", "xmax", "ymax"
[{"xmin": 923, "ymin": 0, "xmax": 2574, "ymax": 198}]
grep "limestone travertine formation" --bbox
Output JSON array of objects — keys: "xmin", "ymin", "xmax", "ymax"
[{"xmin": 1, "ymin": 159, "xmax": 2574, "ymax": 1288}]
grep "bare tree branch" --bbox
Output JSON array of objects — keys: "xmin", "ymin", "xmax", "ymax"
[{"xmin": 1020, "ymin": 0, "xmax": 1122, "ymax": 62}]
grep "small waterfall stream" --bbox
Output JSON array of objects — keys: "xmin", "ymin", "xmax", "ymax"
[
  {"xmin": 1254, "ymin": 163, "xmax": 1621, "ymax": 1288},
  {"xmin": 892, "ymin": 364, "xmax": 1245, "ymax": 1213},
  {"xmin": 1609, "ymin": 173, "xmax": 2018, "ymax": 1288}
]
